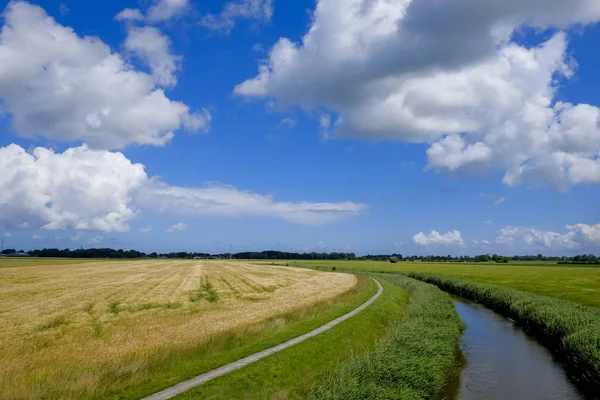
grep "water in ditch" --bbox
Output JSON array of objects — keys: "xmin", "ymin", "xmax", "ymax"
[{"xmin": 442, "ymin": 297, "xmax": 586, "ymax": 400}]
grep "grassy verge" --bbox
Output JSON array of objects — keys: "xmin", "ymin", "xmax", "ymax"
[
  {"xmin": 173, "ymin": 278, "xmax": 410, "ymax": 400},
  {"xmin": 99, "ymin": 275, "xmax": 375, "ymax": 399},
  {"xmin": 310, "ymin": 273, "xmax": 465, "ymax": 400},
  {"xmin": 409, "ymin": 272, "xmax": 600, "ymax": 397}
]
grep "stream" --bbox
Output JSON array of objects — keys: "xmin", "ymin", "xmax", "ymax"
[{"xmin": 443, "ymin": 297, "xmax": 586, "ymax": 400}]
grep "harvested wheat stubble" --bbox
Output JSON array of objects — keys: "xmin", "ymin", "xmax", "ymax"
[{"xmin": 0, "ymin": 259, "xmax": 356, "ymax": 399}]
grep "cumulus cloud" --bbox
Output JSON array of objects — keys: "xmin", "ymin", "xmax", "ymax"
[
  {"xmin": 140, "ymin": 227, "xmax": 152, "ymax": 233},
  {"xmin": 166, "ymin": 223, "xmax": 188, "ymax": 232},
  {"xmin": 116, "ymin": 0, "xmax": 189, "ymax": 23},
  {"xmin": 148, "ymin": 0, "xmax": 190, "ymax": 22},
  {"xmin": 235, "ymin": 0, "xmax": 600, "ymax": 191},
  {"xmin": 413, "ymin": 230, "xmax": 464, "ymax": 247},
  {"xmin": 0, "ymin": 144, "xmax": 367, "ymax": 232},
  {"xmin": 124, "ymin": 26, "xmax": 180, "ymax": 87},
  {"xmin": 115, "ymin": 8, "xmax": 145, "ymax": 22},
  {"xmin": 0, "ymin": 144, "xmax": 147, "ymax": 232},
  {"xmin": 496, "ymin": 224, "xmax": 600, "ymax": 250},
  {"xmin": 0, "ymin": 2, "xmax": 208, "ymax": 150},
  {"xmin": 200, "ymin": 0, "xmax": 273, "ymax": 34}
]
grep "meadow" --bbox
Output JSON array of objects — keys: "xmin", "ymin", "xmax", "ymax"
[
  {"xmin": 0, "ymin": 259, "xmax": 358, "ymax": 399},
  {"xmin": 267, "ymin": 260, "xmax": 600, "ymax": 307}
]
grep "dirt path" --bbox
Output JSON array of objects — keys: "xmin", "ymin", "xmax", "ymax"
[{"xmin": 142, "ymin": 278, "xmax": 384, "ymax": 400}]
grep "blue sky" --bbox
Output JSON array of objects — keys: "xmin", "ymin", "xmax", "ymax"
[{"xmin": 0, "ymin": 0, "xmax": 599, "ymax": 255}]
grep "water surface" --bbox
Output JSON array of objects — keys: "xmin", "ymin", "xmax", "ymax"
[{"xmin": 444, "ymin": 297, "xmax": 584, "ymax": 400}]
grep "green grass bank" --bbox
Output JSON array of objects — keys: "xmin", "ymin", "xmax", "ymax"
[
  {"xmin": 269, "ymin": 260, "xmax": 600, "ymax": 308},
  {"xmin": 310, "ymin": 273, "xmax": 465, "ymax": 400},
  {"xmin": 409, "ymin": 273, "xmax": 600, "ymax": 397}
]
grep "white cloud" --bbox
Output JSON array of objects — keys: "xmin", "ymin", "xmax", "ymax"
[
  {"xmin": 59, "ymin": 3, "xmax": 69, "ymax": 15},
  {"xmin": 116, "ymin": 0, "xmax": 189, "ymax": 23},
  {"xmin": 167, "ymin": 222, "xmax": 187, "ymax": 232},
  {"xmin": 0, "ymin": 144, "xmax": 367, "ymax": 232},
  {"xmin": 317, "ymin": 240, "xmax": 326, "ymax": 250},
  {"xmin": 88, "ymin": 236, "xmax": 104, "ymax": 245},
  {"xmin": 0, "ymin": 144, "xmax": 147, "ymax": 233},
  {"xmin": 115, "ymin": 8, "xmax": 145, "ymax": 21},
  {"xmin": 0, "ymin": 2, "xmax": 208, "ymax": 150},
  {"xmin": 472, "ymin": 239, "xmax": 491, "ymax": 246},
  {"xmin": 148, "ymin": 0, "xmax": 190, "ymax": 22},
  {"xmin": 3, "ymin": 232, "xmax": 12, "ymax": 238},
  {"xmin": 235, "ymin": 0, "xmax": 600, "ymax": 191},
  {"xmin": 279, "ymin": 118, "xmax": 296, "ymax": 129},
  {"xmin": 496, "ymin": 224, "xmax": 600, "ymax": 250},
  {"xmin": 413, "ymin": 230, "xmax": 464, "ymax": 247},
  {"xmin": 140, "ymin": 227, "xmax": 152, "ymax": 233},
  {"xmin": 492, "ymin": 196, "xmax": 506, "ymax": 207},
  {"xmin": 200, "ymin": 0, "xmax": 273, "ymax": 34},
  {"xmin": 485, "ymin": 220, "xmax": 493, "ymax": 225},
  {"xmin": 32, "ymin": 234, "xmax": 42, "ymax": 239},
  {"xmin": 124, "ymin": 26, "xmax": 180, "ymax": 87},
  {"xmin": 138, "ymin": 180, "xmax": 368, "ymax": 225}
]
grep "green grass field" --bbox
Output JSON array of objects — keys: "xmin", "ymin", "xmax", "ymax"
[
  {"xmin": 173, "ymin": 278, "xmax": 410, "ymax": 400},
  {"xmin": 266, "ymin": 260, "xmax": 600, "ymax": 308}
]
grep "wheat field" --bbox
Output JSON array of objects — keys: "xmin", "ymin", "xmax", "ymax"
[{"xmin": 0, "ymin": 259, "xmax": 356, "ymax": 399}]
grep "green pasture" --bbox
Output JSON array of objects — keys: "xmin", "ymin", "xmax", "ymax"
[{"xmin": 266, "ymin": 260, "xmax": 600, "ymax": 308}]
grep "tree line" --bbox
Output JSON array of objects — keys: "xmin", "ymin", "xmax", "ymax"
[{"xmin": 1, "ymin": 248, "xmax": 598, "ymax": 263}]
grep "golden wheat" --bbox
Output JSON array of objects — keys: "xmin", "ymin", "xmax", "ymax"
[{"xmin": 0, "ymin": 259, "xmax": 356, "ymax": 399}]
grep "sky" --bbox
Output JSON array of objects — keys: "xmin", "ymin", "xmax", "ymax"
[{"xmin": 0, "ymin": 0, "xmax": 599, "ymax": 256}]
